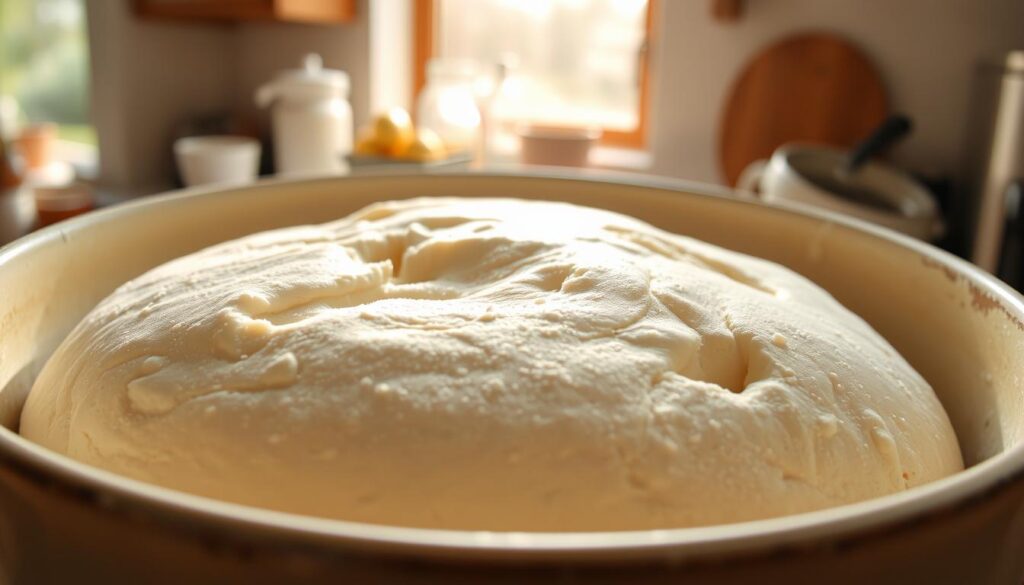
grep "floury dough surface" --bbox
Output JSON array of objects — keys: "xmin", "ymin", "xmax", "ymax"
[{"xmin": 20, "ymin": 198, "xmax": 963, "ymax": 530}]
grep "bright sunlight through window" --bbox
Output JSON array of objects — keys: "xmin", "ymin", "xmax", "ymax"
[
  {"xmin": 1, "ymin": 0, "xmax": 94, "ymax": 147},
  {"xmin": 435, "ymin": 0, "xmax": 649, "ymax": 134}
]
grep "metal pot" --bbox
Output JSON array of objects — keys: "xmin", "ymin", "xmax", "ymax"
[
  {"xmin": 737, "ymin": 144, "xmax": 944, "ymax": 241},
  {"xmin": 0, "ymin": 172, "xmax": 1021, "ymax": 583}
]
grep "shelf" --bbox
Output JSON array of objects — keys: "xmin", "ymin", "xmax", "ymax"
[{"xmin": 134, "ymin": 0, "xmax": 356, "ymax": 25}]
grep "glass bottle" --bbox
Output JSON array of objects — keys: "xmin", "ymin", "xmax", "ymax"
[
  {"xmin": 416, "ymin": 59, "xmax": 482, "ymax": 158},
  {"xmin": 0, "ymin": 137, "xmax": 34, "ymax": 244}
]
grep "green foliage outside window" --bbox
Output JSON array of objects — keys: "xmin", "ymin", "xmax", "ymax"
[{"xmin": 1, "ymin": 0, "xmax": 94, "ymax": 146}]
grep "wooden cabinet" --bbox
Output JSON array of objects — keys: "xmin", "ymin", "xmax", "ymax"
[{"xmin": 134, "ymin": 0, "xmax": 356, "ymax": 25}]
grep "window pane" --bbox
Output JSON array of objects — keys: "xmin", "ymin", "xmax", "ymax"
[
  {"xmin": 1, "ymin": 0, "xmax": 94, "ymax": 146},
  {"xmin": 437, "ymin": 0, "xmax": 647, "ymax": 132}
]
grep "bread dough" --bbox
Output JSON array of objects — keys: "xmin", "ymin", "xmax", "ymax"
[{"xmin": 19, "ymin": 198, "xmax": 964, "ymax": 530}]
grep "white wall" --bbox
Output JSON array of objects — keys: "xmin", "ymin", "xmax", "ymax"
[
  {"xmin": 86, "ymin": 1, "xmax": 235, "ymax": 190},
  {"xmin": 648, "ymin": 0, "xmax": 1024, "ymax": 184},
  {"xmin": 369, "ymin": 0, "xmax": 412, "ymax": 114}
]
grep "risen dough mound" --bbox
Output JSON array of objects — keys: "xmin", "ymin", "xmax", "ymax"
[{"xmin": 20, "ymin": 198, "xmax": 963, "ymax": 530}]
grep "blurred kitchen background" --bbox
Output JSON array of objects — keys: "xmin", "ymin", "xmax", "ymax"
[{"xmin": 1, "ymin": 0, "xmax": 1023, "ymax": 284}]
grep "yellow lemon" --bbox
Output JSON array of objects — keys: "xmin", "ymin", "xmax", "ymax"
[
  {"xmin": 354, "ymin": 126, "xmax": 385, "ymax": 157},
  {"xmin": 373, "ymin": 107, "xmax": 415, "ymax": 155},
  {"xmin": 401, "ymin": 128, "xmax": 447, "ymax": 162}
]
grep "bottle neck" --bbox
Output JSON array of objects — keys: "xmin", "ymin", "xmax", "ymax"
[{"xmin": 1, "ymin": 140, "xmax": 20, "ymax": 190}]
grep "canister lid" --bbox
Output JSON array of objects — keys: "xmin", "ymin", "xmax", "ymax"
[{"xmin": 271, "ymin": 54, "xmax": 350, "ymax": 95}]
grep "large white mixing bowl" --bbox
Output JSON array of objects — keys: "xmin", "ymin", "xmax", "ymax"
[{"xmin": 0, "ymin": 172, "xmax": 1021, "ymax": 584}]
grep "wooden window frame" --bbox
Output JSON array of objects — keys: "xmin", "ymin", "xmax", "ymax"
[{"xmin": 412, "ymin": 0, "xmax": 655, "ymax": 150}]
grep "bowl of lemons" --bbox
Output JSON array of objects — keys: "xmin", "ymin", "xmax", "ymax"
[{"xmin": 351, "ymin": 107, "xmax": 471, "ymax": 168}]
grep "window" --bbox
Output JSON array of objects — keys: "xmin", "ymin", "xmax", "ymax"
[
  {"xmin": 0, "ymin": 0, "xmax": 95, "ymax": 155},
  {"xmin": 414, "ymin": 0, "xmax": 653, "ymax": 149}
]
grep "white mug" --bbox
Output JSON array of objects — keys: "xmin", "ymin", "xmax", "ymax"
[
  {"xmin": 737, "ymin": 144, "xmax": 944, "ymax": 241},
  {"xmin": 174, "ymin": 136, "xmax": 261, "ymax": 187}
]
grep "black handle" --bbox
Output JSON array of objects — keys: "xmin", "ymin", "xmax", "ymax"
[{"xmin": 845, "ymin": 114, "xmax": 913, "ymax": 174}]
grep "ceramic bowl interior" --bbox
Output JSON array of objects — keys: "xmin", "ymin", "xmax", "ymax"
[{"xmin": 0, "ymin": 171, "xmax": 1021, "ymax": 562}]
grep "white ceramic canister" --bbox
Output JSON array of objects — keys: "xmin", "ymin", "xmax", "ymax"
[{"xmin": 256, "ymin": 54, "xmax": 352, "ymax": 177}]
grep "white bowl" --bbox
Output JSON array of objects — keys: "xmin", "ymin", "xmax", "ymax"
[
  {"xmin": 173, "ymin": 135, "xmax": 261, "ymax": 187},
  {"xmin": 0, "ymin": 171, "xmax": 1021, "ymax": 583},
  {"xmin": 517, "ymin": 125, "xmax": 602, "ymax": 167}
]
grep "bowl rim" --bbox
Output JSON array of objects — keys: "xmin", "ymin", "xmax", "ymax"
[
  {"xmin": 172, "ymin": 135, "xmax": 261, "ymax": 154},
  {"xmin": 1, "ymin": 169, "xmax": 1023, "ymax": 563}
]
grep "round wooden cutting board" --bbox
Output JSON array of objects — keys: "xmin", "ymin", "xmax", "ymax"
[{"xmin": 719, "ymin": 32, "xmax": 888, "ymax": 186}]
